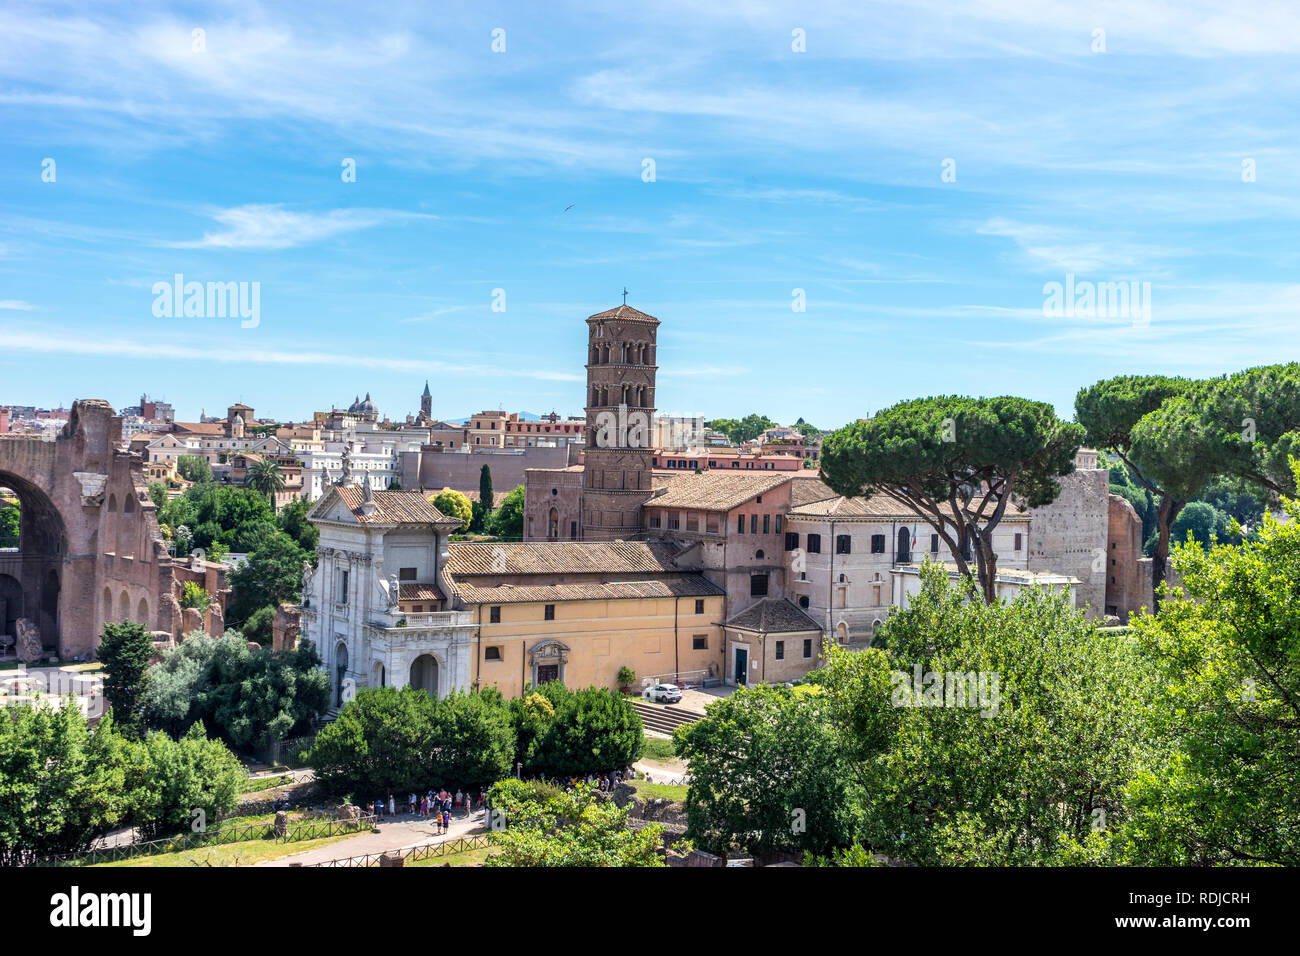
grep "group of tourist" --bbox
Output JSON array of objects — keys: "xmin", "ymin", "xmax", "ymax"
[
  {"xmin": 368, "ymin": 788, "xmax": 486, "ymax": 834},
  {"xmin": 520, "ymin": 767, "xmax": 636, "ymax": 793}
]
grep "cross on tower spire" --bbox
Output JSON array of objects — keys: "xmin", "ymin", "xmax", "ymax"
[{"xmin": 622, "ymin": 287, "xmax": 629, "ymax": 305}]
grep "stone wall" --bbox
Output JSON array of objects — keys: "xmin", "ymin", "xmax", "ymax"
[
  {"xmin": 1105, "ymin": 493, "xmax": 1152, "ymax": 621},
  {"xmin": 1027, "ymin": 467, "xmax": 1109, "ymax": 619},
  {"xmin": 403, "ymin": 445, "xmax": 573, "ymax": 497}
]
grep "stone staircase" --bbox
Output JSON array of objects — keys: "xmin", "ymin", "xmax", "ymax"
[{"xmin": 630, "ymin": 699, "xmax": 705, "ymax": 736}]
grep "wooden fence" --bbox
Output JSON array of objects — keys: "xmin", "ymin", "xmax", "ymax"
[{"xmin": 309, "ymin": 832, "xmax": 498, "ymax": 868}]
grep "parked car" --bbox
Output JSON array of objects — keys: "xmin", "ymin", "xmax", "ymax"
[{"xmin": 648, "ymin": 683, "xmax": 682, "ymax": 704}]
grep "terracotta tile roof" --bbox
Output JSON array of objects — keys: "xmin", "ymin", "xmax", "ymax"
[
  {"xmin": 399, "ymin": 581, "xmax": 445, "ymax": 602},
  {"xmin": 642, "ymin": 471, "xmax": 793, "ymax": 512},
  {"xmin": 789, "ymin": 475, "xmax": 838, "ymax": 506},
  {"xmin": 724, "ymin": 598, "xmax": 823, "ymax": 634},
  {"xmin": 587, "ymin": 304, "xmax": 660, "ymax": 323},
  {"xmin": 456, "ymin": 576, "xmax": 724, "ymax": 606},
  {"xmin": 335, "ymin": 486, "xmax": 458, "ymax": 524},
  {"xmin": 447, "ymin": 540, "xmax": 682, "ymax": 576},
  {"xmin": 788, "ymin": 494, "xmax": 1030, "ymax": 521},
  {"xmin": 172, "ymin": 422, "xmax": 226, "ymax": 435}
]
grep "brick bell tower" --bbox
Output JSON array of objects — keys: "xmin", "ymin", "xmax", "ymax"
[{"xmin": 582, "ymin": 303, "xmax": 659, "ymax": 541}]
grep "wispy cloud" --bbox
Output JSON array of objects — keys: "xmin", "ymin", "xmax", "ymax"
[
  {"xmin": 169, "ymin": 205, "xmax": 429, "ymax": 250},
  {"xmin": 0, "ymin": 300, "xmax": 36, "ymax": 310}
]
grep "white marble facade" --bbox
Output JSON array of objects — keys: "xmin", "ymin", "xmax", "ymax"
[{"xmin": 300, "ymin": 483, "xmax": 473, "ymax": 706}]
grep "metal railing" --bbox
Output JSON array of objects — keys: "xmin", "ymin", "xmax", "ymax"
[{"xmin": 310, "ymin": 832, "xmax": 498, "ymax": 868}]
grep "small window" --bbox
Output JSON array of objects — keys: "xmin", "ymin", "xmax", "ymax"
[
  {"xmin": 489, "ymin": 606, "xmax": 501, "ymax": 624},
  {"xmin": 750, "ymin": 514, "xmax": 758, "ymax": 534},
  {"xmin": 649, "ymin": 513, "xmax": 662, "ymax": 528},
  {"xmin": 1014, "ymin": 532, "xmax": 1023, "ymax": 551},
  {"xmin": 399, "ymin": 567, "xmax": 417, "ymax": 581},
  {"xmin": 751, "ymin": 574, "xmax": 769, "ymax": 597},
  {"xmin": 775, "ymin": 515, "xmax": 782, "ymax": 534},
  {"xmin": 706, "ymin": 514, "xmax": 719, "ymax": 533},
  {"xmin": 737, "ymin": 514, "xmax": 745, "ymax": 534},
  {"xmin": 785, "ymin": 532, "xmax": 799, "ymax": 551},
  {"xmin": 842, "ymin": 534, "xmax": 857, "ymax": 554},
  {"xmin": 692, "ymin": 635, "xmax": 708, "ymax": 650},
  {"xmin": 762, "ymin": 514, "xmax": 770, "ymax": 534},
  {"xmin": 774, "ymin": 640, "xmax": 785, "ymax": 661},
  {"xmin": 667, "ymin": 511, "xmax": 680, "ymax": 530},
  {"xmin": 803, "ymin": 638, "xmax": 812, "ymax": 659},
  {"xmin": 694, "ymin": 599, "xmax": 705, "ymax": 614},
  {"xmin": 484, "ymin": 646, "xmax": 502, "ymax": 661},
  {"xmin": 869, "ymin": 534, "xmax": 884, "ymax": 554},
  {"xmin": 756, "ymin": 495, "xmax": 763, "ymax": 504},
  {"xmin": 339, "ymin": 570, "xmax": 349, "ymax": 604},
  {"xmin": 807, "ymin": 534, "xmax": 821, "ymax": 554},
  {"xmin": 931, "ymin": 533, "xmax": 940, "ymax": 553},
  {"xmin": 544, "ymin": 604, "xmax": 555, "ymax": 620},
  {"xmin": 798, "ymin": 595, "xmax": 810, "ymax": 609}
]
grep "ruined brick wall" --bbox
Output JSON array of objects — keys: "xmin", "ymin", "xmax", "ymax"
[
  {"xmin": 1027, "ymin": 467, "xmax": 1109, "ymax": 618},
  {"xmin": 1105, "ymin": 493, "xmax": 1151, "ymax": 621}
]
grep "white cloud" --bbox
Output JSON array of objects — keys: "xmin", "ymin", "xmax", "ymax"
[
  {"xmin": 170, "ymin": 205, "xmax": 430, "ymax": 250},
  {"xmin": 0, "ymin": 300, "xmax": 36, "ymax": 310}
]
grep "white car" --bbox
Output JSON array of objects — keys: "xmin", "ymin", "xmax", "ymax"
[{"xmin": 648, "ymin": 683, "xmax": 682, "ymax": 704}]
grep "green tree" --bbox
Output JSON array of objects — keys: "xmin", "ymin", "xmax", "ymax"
[
  {"xmin": 96, "ymin": 621, "xmax": 156, "ymax": 738},
  {"xmin": 0, "ymin": 707, "xmax": 135, "ymax": 864},
  {"xmin": 147, "ymin": 482, "xmax": 169, "ymax": 510},
  {"xmin": 484, "ymin": 780, "xmax": 664, "ymax": 867},
  {"xmin": 528, "ymin": 687, "xmax": 643, "ymax": 776},
  {"xmin": 1118, "ymin": 463, "xmax": 1300, "ymax": 865},
  {"xmin": 821, "ymin": 396, "xmax": 1084, "ymax": 603},
  {"xmin": 178, "ymin": 581, "xmax": 212, "ymax": 611},
  {"xmin": 308, "ymin": 687, "xmax": 513, "ymax": 795},
  {"xmin": 0, "ymin": 496, "xmax": 18, "ymax": 549},
  {"xmin": 127, "ymin": 723, "xmax": 245, "ymax": 841},
  {"xmin": 708, "ymin": 413, "xmax": 777, "ymax": 445},
  {"xmin": 175, "ymin": 454, "xmax": 212, "ymax": 483},
  {"xmin": 479, "ymin": 463, "xmax": 494, "ymax": 512},
  {"xmin": 1168, "ymin": 501, "xmax": 1231, "ymax": 549},
  {"xmin": 277, "ymin": 496, "xmax": 319, "ymax": 553},
  {"xmin": 227, "ymin": 532, "xmax": 307, "ymax": 626},
  {"xmin": 488, "ymin": 485, "xmax": 525, "ymax": 540},
  {"xmin": 675, "ymin": 682, "xmax": 860, "ymax": 856},
  {"xmin": 817, "ymin": 564, "xmax": 1162, "ymax": 865},
  {"xmin": 246, "ymin": 458, "xmax": 286, "ymax": 510},
  {"xmin": 430, "ymin": 487, "xmax": 472, "ymax": 531}
]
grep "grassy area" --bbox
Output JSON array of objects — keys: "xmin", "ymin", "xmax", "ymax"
[
  {"xmin": 92, "ymin": 832, "xmax": 355, "ymax": 867},
  {"xmin": 641, "ymin": 735, "xmax": 676, "ymax": 761},
  {"xmin": 242, "ymin": 774, "xmax": 294, "ymax": 794},
  {"xmin": 627, "ymin": 778, "xmax": 689, "ymax": 803},
  {"xmin": 408, "ymin": 844, "xmax": 499, "ymax": 867}
]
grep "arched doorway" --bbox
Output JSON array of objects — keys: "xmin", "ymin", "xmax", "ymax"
[
  {"xmin": 0, "ymin": 473, "xmax": 67, "ymax": 655},
  {"xmin": 136, "ymin": 597, "xmax": 149, "ymax": 629},
  {"xmin": 118, "ymin": 590, "xmax": 130, "ymax": 622},
  {"xmin": 372, "ymin": 660, "xmax": 387, "ymax": 688},
  {"xmin": 334, "ymin": 641, "xmax": 349, "ymax": 706},
  {"xmin": 409, "ymin": 654, "xmax": 439, "ymax": 698}
]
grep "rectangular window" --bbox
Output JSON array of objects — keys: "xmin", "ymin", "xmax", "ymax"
[
  {"xmin": 762, "ymin": 514, "xmax": 770, "ymax": 534},
  {"xmin": 737, "ymin": 515, "xmax": 745, "ymax": 534},
  {"xmin": 775, "ymin": 640, "xmax": 785, "ymax": 660},
  {"xmin": 339, "ymin": 570, "xmax": 349, "ymax": 604},
  {"xmin": 692, "ymin": 635, "xmax": 708, "ymax": 650},
  {"xmin": 667, "ymin": 511, "xmax": 680, "ymax": 530},
  {"xmin": 807, "ymin": 534, "xmax": 821, "ymax": 553},
  {"xmin": 398, "ymin": 567, "xmax": 417, "ymax": 581},
  {"xmin": 686, "ymin": 512, "xmax": 699, "ymax": 532},
  {"xmin": 750, "ymin": 514, "xmax": 758, "ymax": 534},
  {"xmin": 648, "ymin": 513, "xmax": 662, "ymax": 528},
  {"xmin": 785, "ymin": 532, "xmax": 799, "ymax": 551},
  {"xmin": 931, "ymin": 533, "xmax": 940, "ymax": 553},
  {"xmin": 843, "ymin": 534, "xmax": 858, "ymax": 554},
  {"xmin": 571, "ymin": 521, "xmax": 577, "ymax": 538},
  {"xmin": 489, "ymin": 606, "xmax": 501, "ymax": 624},
  {"xmin": 775, "ymin": 515, "xmax": 782, "ymax": 534},
  {"xmin": 869, "ymin": 534, "xmax": 884, "ymax": 554},
  {"xmin": 803, "ymin": 638, "xmax": 813, "ymax": 658},
  {"xmin": 484, "ymin": 646, "xmax": 502, "ymax": 660},
  {"xmin": 544, "ymin": 604, "xmax": 555, "ymax": 621},
  {"xmin": 1014, "ymin": 532, "xmax": 1023, "ymax": 551},
  {"xmin": 706, "ymin": 514, "xmax": 719, "ymax": 533},
  {"xmin": 695, "ymin": 599, "xmax": 705, "ymax": 614},
  {"xmin": 751, "ymin": 574, "xmax": 769, "ymax": 597}
]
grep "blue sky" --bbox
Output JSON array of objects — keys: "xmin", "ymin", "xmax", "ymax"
[{"xmin": 3, "ymin": 0, "xmax": 1299, "ymax": 429}]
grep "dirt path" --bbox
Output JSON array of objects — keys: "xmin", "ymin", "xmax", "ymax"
[{"xmin": 257, "ymin": 809, "xmax": 487, "ymax": 866}]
